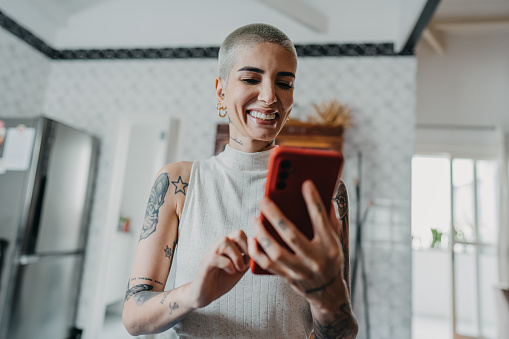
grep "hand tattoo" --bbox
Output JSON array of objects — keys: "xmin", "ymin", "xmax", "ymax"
[
  {"xmin": 259, "ymin": 237, "xmax": 271, "ymax": 248},
  {"xmin": 277, "ymin": 219, "xmax": 287, "ymax": 230},
  {"xmin": 334, "ymin": 181, "xmax": 350, "ymax": 294}
]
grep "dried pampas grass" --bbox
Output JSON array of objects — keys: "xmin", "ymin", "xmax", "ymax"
[{"xmin": 308, "ymin": 99, "xmax": 352, "ymax": 128}]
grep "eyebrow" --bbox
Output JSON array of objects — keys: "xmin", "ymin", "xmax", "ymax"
[{"xmin": 237, "ymin": 66, "xmax": 295, "ymax": 78}]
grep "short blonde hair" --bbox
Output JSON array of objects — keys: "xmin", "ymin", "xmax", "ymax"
[{"xmin": 218, "ymin": 23, "xmax": 297, "ymax": 83}]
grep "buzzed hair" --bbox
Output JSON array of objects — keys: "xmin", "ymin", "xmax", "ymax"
[{"xmin": 218, "ymin": 23, "xmax": 297, "ymax": 83}]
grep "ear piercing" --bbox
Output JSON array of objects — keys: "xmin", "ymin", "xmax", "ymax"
[{"xmin": 217, "ymin": 102, "xmax": 227, "ymax": 118}]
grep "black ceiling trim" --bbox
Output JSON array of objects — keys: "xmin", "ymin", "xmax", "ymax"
[
  {"xmin": 1, "ymin": 8, "xmax": 414, "ymax": 60},
  {"xmin": 401, "ymin": 0, "xmax": 442, "ymax": 53},
  {"xmin": 0, "ymin": 8, "xmax": 57, "ymax": 57}
]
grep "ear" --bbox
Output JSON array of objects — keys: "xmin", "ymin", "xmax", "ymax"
[{"xmin": 215, "ymin": 77, "xmax": 225, "ymax": 102}]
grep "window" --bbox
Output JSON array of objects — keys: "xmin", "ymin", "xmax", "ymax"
[{"xmin": 412, "ymin": 155, "xmax": 499, "ymax": 339}]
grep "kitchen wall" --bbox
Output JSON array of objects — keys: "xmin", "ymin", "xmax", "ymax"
[
  {"xmin": 0, "ymin": 28, "xmax": 50, "ymax": 117},
  {"xmin": 0, "ymin": 22, "xmax": 416, "ymax": 339},
  {"xmin": 416, "ymin": 30, "xmax": 509, "ymax": 131}
]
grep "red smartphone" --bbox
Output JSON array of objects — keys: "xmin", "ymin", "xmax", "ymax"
[{"xmin": 250, "ymin": 146, "xmax": 344, "ymax": 275}]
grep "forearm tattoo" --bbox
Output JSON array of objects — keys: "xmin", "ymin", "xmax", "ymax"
[
  {"xmin": 132, "ymin": 291, "xmax": 159, "ymax": 306},
  {"xmin": 334, "ymin": 181, "xmax": 350, "ymax": 294},
  {"xmin": 124, "ymin": 283, "xmax": 153, "ymax": 302},
  {"xmin": 140, "ymin": 173, "xmax": 170, "ymax": 241},
  {"xmin": 313, "ymin": 303, "xmax": 358, "ymax": 339}
]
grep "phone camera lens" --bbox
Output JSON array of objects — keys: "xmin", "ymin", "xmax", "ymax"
[
  {"xmin": 280, "ymin": 160, "xmax": 291, "ymax": 169},
  {"xmin": 276, "ymin": 182, "xmax": 286, "ymax": 190},
  {"xmin": 278, "ymin": 172, "xmax": 288, "ymax": 180}
]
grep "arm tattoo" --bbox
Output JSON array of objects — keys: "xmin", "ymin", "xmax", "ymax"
[
  {"xmin": 334, "ymin": 181, "xmax": 350, "ymax": 294},
  {"xmin": 164, "ymin": 241, "xmax": 177, "ymax": 267},
  {"xmin": 140, "ymin": 173, "xmax": 170, "ymax": 241},
  {"xmin": 230, "ymin": 136, "xmax": 244, "ymax": 146},
  {"xmin": 305, "ymin": 277, "xmax": 337, "ymax": 294},
  {"xmin": 171, "ymin": 176, "xmax": 188, "ymax": 195},
  {"xmin": 133, "ymin": 291, "xmax": 159, "ymax": 306},
  {"xmin": 313, "ymin": 303, "xmax": 358, "ymax": 339},
  {"xmin": 169, "ymin": 301, "xmax": 179, "ymax": 315},
  {"xmin": 160, "ymin": 291, "xmax": 171, "ymax": 304},
  {"xmin": 124, "ymin": 283, "xmax": 153, "ymax": 302},
  {"xmin": 159, "ymin": 291, "xmax": 179, "ymax": 315}
]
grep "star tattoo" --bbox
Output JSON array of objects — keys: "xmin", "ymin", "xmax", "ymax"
[
  {"xmin": 164, "ymin": 245, "xmax": 172, "ymax": 259},
  {"xmin": 171, "ymin": 176, "xmax": 188, "ymax": 195}
]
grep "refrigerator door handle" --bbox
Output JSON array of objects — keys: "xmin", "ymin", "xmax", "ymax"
[
  {"xmin": 0, "ymin": 238, "xmax": 8, "ymax": 284},
  {"xmin": 18, "ymin": 255, "xmax": 40, "ymax": 266},
  {"xmin": 26, "ymin": 176, "xmax": 47, "ymax": 254}
]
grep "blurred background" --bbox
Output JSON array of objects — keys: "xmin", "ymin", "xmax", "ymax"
[{"xmin": 0, "ymin": 0, "xmax": 508, "ymax": 338}]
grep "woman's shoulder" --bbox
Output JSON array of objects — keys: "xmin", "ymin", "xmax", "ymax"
[
  {"xmin": 158, "ymin": 161, "xmax": 193, "ymax": 180},
  {"xmin": 156, "ymin": 161, "xmax": 193, "ymax": 218}
]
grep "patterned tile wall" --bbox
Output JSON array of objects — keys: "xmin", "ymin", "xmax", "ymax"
[
  {"xmin": 0, "ymin": 25, "xmax": 415, "ymax": 339},
  {"xmin": 0, "ymin": 29, "xmax": 50, "ymax": 117}
]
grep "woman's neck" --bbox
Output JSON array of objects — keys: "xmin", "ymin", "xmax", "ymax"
[{"xmin": 228, "ymin": 136, "xmax": 275, "ymax": 153}]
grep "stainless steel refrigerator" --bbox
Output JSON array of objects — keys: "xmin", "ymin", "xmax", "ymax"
[{"xmin": 0, "ymin": 117, "xmax": 99, "ymax": 339}]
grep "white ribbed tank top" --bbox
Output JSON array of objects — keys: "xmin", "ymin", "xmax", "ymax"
[{"xmin": 169, "ymin": 145, "xmax": 313, "ymax": 339}]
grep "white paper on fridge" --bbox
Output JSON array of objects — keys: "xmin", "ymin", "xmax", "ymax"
[{"xmin": 2, "ymin": 127, "xmax": 36, "ymax": 171}]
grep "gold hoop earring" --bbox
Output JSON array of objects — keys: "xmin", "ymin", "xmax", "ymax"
[{"xmin": 217, "ymin": 102, "xmax": 227, "ymax": 118}]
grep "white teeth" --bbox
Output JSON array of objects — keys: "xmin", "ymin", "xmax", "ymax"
[{"xmin": 248, "ymin": 111, "xmax": 277, "ymax": 120}]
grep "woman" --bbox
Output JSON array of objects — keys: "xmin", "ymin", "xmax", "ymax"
[{"xmin": 122, "ymin": 23, "xmax": 358, "ymax": 339}]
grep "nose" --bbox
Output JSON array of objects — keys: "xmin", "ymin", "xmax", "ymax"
[{"xmin": 258, "ymin": 82, "xmax": 277, "ymax": 105}]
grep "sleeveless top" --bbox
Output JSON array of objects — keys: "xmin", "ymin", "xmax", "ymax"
[{"xmin": 169, "ymin": 145, "xmax": 313, "ymax": 339}]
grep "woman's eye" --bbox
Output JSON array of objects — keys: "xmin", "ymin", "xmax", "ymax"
[
  {"xmin": 242, "ymin": 78, "xmax": 260, "ymax": 84},
  {"xmin": 277, "ymin": 82, "xmax": 293, "ymax": 90}
]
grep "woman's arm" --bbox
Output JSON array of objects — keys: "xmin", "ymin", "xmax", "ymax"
[
  {"xmin": 248, "ymin": 180, "xmax": 358, "ymax": 339},
  {"xmin": 122, "ymin": 162, "xmax": 196, "ymax": 335},
  {"xmin": 123, "ymin": 161, "xmax": 250, "ymax": 335},
  {"xmin": 309, "ymin": 180, "xmax": 357, "ymax": 339}
]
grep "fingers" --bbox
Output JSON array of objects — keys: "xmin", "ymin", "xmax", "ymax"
[
  {"xmin": 301, "ymin": 180, "xmax": 335, "ymax": 244},
  {"xmin": 247, "ymin": 236, "xmax": 292, "ymax": 277},
  {"xmin": 258, "ymin": 198, "xmax": 308, "ymax": 255},
  {"xmin": 249, "ymin": 216, "xmax": 309, "ymax": 276},
  {"xmin": 213, "ymin": 230, "xmax": 249, "ymax": 273}
]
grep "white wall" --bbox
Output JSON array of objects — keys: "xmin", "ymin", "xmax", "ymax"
[
  {"xmin": 416, "ymin": 30, "xmax": 509, "ymax": 131},
  {"xmin": 0, "ymin": 28, "xmax": 50, "ymax": 117}
]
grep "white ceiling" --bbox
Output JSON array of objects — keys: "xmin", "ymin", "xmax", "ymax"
[
  {"xmin": 434, "ymin": 0, "xmax": 509, "ymax": 20},
  {"xmin": 0, "ymin": 0, "xmax": 428, "ymax": 51},
  {"xmin": 2, "ymin": 0, "xmax": 506, "ymax": 52}
]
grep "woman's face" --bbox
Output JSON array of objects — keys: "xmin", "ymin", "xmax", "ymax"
[{"xmin": 216, "ymin": 42, "xmax": 297, "ymax": 146}]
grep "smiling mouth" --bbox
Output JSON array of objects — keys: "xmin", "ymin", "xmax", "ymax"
[{"xmin": 247, "ymin": 110, "xmax": 278, "ymax": 121}]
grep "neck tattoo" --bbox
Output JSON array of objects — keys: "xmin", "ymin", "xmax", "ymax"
[{"xmin": 230, "ymin": 136, "xmax": 244, "ymax": 146}]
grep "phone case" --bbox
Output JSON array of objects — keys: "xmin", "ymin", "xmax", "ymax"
[{"xmin": 250, "ymin": 146, "xmax": 344, "ymax": 274}]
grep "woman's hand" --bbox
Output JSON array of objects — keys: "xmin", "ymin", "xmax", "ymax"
[
  {"xmin": 248, "ymin": 179, "xmax": 345, "ymax": 307},
  {"xmin": 188, "ymin": 230, "xmax": 250, "ymax": 309}
]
